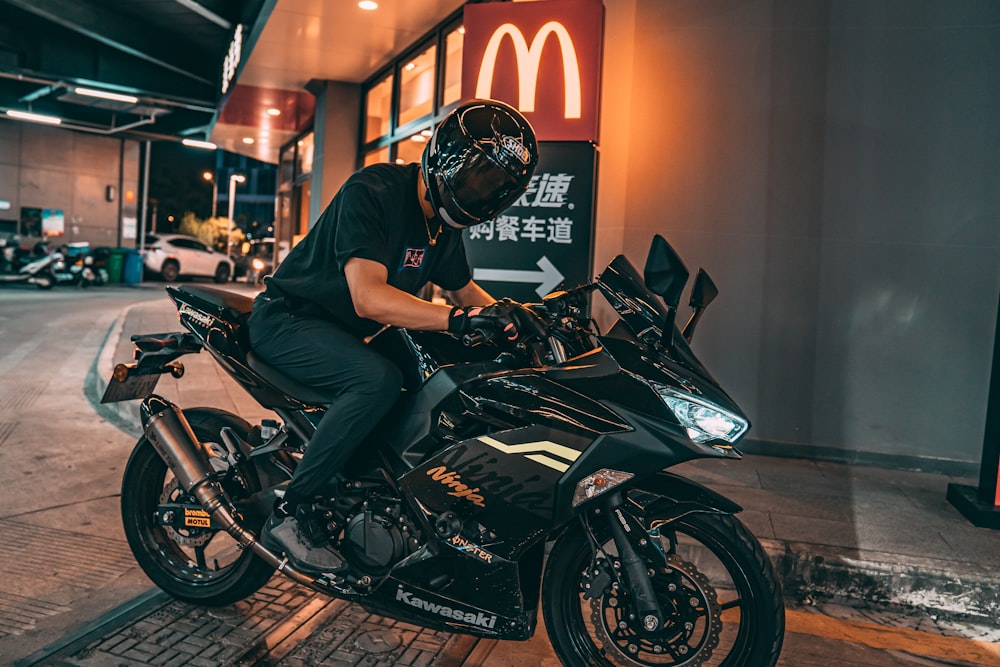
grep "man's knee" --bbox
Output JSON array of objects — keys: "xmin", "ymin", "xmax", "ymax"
[{"xmin": 357, "ymin": 359, "xmax": 403, "ymax": 402}]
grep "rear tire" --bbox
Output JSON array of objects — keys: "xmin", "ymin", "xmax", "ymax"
[
  {"xmin": 543, "ymin": 510, "xmax": 784, "ymax": 666},
  {"xmin": 213, "ymin": 263, "xmax": 231, "ymax": 283},
  {"xmin": 161, "ymin": 260, "xmax": 179, "ymax": 282},
  {"xmin": 121, "ymin": 410, "xmax": 275, "ymax": 606}
]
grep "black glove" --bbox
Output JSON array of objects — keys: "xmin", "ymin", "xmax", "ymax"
[{"xmin": 448, "ymin": 300, "xmax": 520, "ymax": 342}]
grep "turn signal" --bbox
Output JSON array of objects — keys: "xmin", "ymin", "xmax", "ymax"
[{"xmin": 572, "ymin": 469, "xmax": 633, "ymax": 507}]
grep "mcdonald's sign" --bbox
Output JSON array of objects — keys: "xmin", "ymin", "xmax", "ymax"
[{"xmin": 462, "ymin": 0, "xmax": 604, "ymax": 143}]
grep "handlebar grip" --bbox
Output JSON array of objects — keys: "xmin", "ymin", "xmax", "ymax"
[{"xmin": 462, "ymin": 329, "xmax": 492, "ymax": 347}]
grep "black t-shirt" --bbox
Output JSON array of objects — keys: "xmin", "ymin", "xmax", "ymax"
[{"xmin": 264, "ymin": 163, "xmax": 471, "ymax": 337}]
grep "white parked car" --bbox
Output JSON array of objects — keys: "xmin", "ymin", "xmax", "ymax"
[{"xmin": 142, "ymin": 233, "xmax": 234, "ymax": 283}]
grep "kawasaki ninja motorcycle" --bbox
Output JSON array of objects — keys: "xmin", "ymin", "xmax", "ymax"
[{"xmin": 104, "ymin": 235, "xmax": 784, "ymax": 666}]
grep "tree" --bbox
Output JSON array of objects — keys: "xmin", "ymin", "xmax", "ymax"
[{"xmin": 178, "ymin": 213, "xmax": 246, "ymax": 253}]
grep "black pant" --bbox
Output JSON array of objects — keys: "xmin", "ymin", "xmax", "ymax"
[{"xmin": 248, "ymin": 295, "xmax": 402, "ymax": 505}]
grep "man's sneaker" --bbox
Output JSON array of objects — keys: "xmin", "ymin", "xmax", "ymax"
[{"xmin": 260, "ymin": 512, "xmax": 345, "ymax": 575}]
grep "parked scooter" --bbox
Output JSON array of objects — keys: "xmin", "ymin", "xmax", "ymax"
[
  {"xmin": 53, "ymin": 243, "xmax": 106, "ymax": 287},
  {"xmin": 0, "ymin": 251, "xmax": 58, "ymax": 289}
]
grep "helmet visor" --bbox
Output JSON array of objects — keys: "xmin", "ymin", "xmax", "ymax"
[{"xmin": 438, "ymin": 144, "xmax": 525, "ymax": 223}]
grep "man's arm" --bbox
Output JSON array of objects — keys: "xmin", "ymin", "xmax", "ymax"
[
  {"xmin": 344, "ymin": 257, "xmax": 452, "ymax": 330},
  {"xmin": 445, "ymin": 280, "xmax": 494, "ymax": 308}
]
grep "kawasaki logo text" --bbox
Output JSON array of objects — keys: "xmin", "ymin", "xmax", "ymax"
[{"xmin": 396, "ymin": 586, "xmax": 497, "ymax": 629}]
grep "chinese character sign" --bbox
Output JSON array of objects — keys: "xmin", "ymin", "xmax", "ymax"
[{"xmin": 464, "ymin": 142, "xmax": 596, "ymax": 302}]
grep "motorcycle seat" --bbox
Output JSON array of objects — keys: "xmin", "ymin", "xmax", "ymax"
[{"xmin": 246, "ymin": 350, "xmax": 330, "ymax": 406}]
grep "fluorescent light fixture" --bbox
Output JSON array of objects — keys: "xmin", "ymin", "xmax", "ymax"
[
  {"xmin": 0, "ymin": 200, "xmax": 11, "ymax": 211},
  {"xmin": 359, "ymin": 1, "xmax": 378, "ymax": 9},
  {"xmin": 242, "ymin": 137, "xmax": 255, "ymax": 144},
  {"xmin": 5, "ymin": 109, "xmax": 62, "ymax": 125},
  {"xmin": 182, "ymin": 138, "xmax": 217, "ymax": 150},
  {"xmin": 266, "ymin": 108, "xmax": 281, "ymax": 116},
  {"xmin": 74, "ymin": 87, "xmax": 139, "ymax": 104}
]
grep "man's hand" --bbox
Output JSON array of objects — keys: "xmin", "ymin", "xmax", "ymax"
[{"xmin": 448, "ymin": 300, "xmax": 520, "ymax": 342}]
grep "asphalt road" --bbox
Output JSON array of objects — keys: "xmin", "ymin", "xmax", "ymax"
[{"xmin": 0, "ymin": 282, "xmax": 996, "ymax": 666}]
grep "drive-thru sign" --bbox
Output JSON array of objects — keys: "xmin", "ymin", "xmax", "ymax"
[{"xmin": 464, "ymin": 143, "xmax": 597, "ymax": 303}]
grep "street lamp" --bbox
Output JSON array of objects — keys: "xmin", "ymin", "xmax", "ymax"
[
  {"xmin": 202, "ymin": 170, "xmax": 217, "ymax": 218},
  {"xmin": 227, "ymin": 174, "xmax": 246, "ymax": 256}
]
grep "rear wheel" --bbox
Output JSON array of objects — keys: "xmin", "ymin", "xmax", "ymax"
[
  {"xmin": 160, "ymin": 260, "xmax": 179, "ymax": 282},
  {"xmin": 543, "ymin": 510, "xmax": 784, "ymax": 666},
  {"xmin": 121, "ymin": 410, "xmax": 275, "ymax": 606}
]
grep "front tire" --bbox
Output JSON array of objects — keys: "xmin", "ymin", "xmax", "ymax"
[
  {"xmin": 121, "ymin": 410, "xmax": 275, "ymax": 606},
  {"xmin": 543, "ymin": 510, "xmax": 784, "ymax": 666}
]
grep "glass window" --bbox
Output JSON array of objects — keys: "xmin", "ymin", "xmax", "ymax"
[
  {"xmin": 296, "ymin": 132, "xmax": 314, "ymax": 176},
  {"xmin": 365, "ymin": 75, "xmax": 393, "ymax": 143},
  {"xmin": 398, "ymin": 43, "xmax": 437, "ymax": 127},
  {"xmin": 396, "ymin": 129, "xmax": 432, "ymax": 166},
  {"xmin": 279, "ymin": 145, "xmax": 295, "ymax": 185},
  {"xmin": 442, "ymin": 25, "xmax": 464, "ymax": 107},
  {"xmin": 364, "ymin": 146, "xmax": 390, "ymax": 167}
]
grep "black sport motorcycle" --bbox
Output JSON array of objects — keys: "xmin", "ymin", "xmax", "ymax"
[{"xmin": 104, "ymin": 235, "xmax": 784, "ymax": 666}]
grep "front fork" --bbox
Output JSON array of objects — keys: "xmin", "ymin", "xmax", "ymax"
[{"xmin": 600, "ymin": 492, "xmax": 670, "ymax": 634}]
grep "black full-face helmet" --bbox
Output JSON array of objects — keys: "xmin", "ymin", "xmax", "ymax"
[{"xmin": 421, "ymin": 99, "xmax": 539, "ymax": 228}]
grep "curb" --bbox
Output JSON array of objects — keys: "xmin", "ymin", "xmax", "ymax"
[
  {"xmin": 83, "ymin": 304, "xmax": 142, "ymax": 438},
  {"xmin": 762, "ymin": 539, "xmax": 1000, "ymax": 624}
]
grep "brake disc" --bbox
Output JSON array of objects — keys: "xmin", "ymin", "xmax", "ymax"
[{"xmin": 589, "ymin": 553, "xmax": 723, "ymax": 666}]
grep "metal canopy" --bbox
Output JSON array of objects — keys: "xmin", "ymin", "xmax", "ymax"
[{"xmin": 0, "ymin": 0, "xmax": 269, "ymax": 141}]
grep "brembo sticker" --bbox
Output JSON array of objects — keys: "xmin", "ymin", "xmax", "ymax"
[{"xmin": 396, "ymin": 586, "xmax": 497, "ymax": 629}]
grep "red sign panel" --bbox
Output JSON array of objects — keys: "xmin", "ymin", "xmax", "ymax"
[{"xmin": 462, "ymin": 0, "xmax": 604, "ymax": 143}]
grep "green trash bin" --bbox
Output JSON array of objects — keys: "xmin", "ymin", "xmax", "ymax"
[
  {"xmin": 122, "ymin": 249, "xmax": 144, "ymax": 284},
  {"xmin": 105, "ymin": 248, "xmax": 126, "ymax": 283}
]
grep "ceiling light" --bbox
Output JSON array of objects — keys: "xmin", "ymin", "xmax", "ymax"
[
  {"xmin": 404, "ymin": 62, "xmax": 416, "ymax": 71},
  {"xmin": 182, "ymin": 138, "xmax": 217, "ymax": 150},
  {"xmin": 74, "ymin": 87, "xmax": 139, "ymax": 104},
  {"xmin": 242, "ymin": 137, "xmax": 255, "ymax": 144},
  {"xmin": 395, "ymin": 158, "xmax": 405, "ymax": 164},
  {"xmin": 458, "ymin": 26, "xmax": 466, "ymax": 35},
  {"xmin": 359, "ymin": 1, "xmax": 378, "ymax": 10},
  {"xmin": 420, "ymin": 129, "xmax": 433, "ymax": 137},
  {"xmin": 5, "ymin": 109, "xmax": 62, "ymax": 125},
  {"xmin": 266, "ymin": 108, "xmax": 281, "ymax": 116},
  {"xmin": 410, "ymin": 134, "xmax": 426, "ymax": 142}
]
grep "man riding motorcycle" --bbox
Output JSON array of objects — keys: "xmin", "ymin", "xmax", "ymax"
[{"xmin": 248, "ymin": 99, "xmax": 540, "ymax": 573}]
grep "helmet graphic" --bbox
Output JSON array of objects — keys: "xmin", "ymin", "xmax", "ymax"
[{"xmin": 421, "ymin": 99, "xmax": 539, "ymax": 228}]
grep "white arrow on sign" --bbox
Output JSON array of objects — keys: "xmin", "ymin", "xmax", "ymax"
[{"xmin": 473, "ymin": 256, "xmax": 565, "ymax": 297}]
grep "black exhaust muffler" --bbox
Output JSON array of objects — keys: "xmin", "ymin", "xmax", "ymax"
[{"xmin": 140, "ymin": 395, "xmax": 318, "ymax": 586}]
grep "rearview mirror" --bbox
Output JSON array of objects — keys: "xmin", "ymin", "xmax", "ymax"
[
  {"xmin": 682, "ymin": 269, "xmax": 719, "ymax": 342},
  {"xmin": 643, "ymin": 235, "xmax": 689, "ymax": 351},
  {"xmin": 643, "ymin": 235, "xmax": 689, "ymax": 308}
]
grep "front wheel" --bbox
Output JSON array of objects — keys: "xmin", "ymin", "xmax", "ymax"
[
  {"xmin": 121, "ymin": 410, "xmax": 275, "ymax": 606},
  {"xmin": 543, "ymin": 510, "xmax": 784, "ymax": 666}
]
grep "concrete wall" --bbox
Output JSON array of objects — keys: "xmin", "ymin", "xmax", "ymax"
[
  {"xmin": 597, "ymin": 0, "xmax": 1000, "ymax": 468},
  {"xmin": 0, "ymin": 120, "xmax": 140, "ymax": 246}
]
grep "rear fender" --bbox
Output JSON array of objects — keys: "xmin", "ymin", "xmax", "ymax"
[{"xmin": 627, "ymin": 471, "xmax": 742, "ymax": 529}]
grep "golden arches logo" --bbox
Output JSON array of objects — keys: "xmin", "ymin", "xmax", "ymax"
[{"xmin": 475, "ymin": 21, "xmax": 582, "ymax": 120}]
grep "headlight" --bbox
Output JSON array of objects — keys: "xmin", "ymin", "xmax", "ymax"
[{"xmin": 654, "ymin": 384, "xmax": 748, "ymax": 443}]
